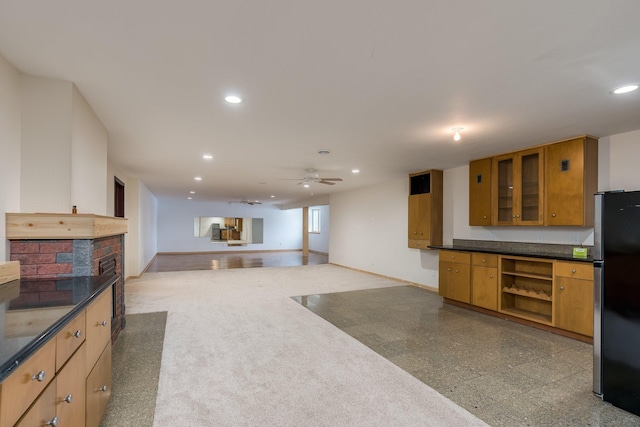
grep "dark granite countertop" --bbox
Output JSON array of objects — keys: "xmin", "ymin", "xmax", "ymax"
[
  {"xmin": 0, "ymin": 274, "xmax": 117, "ymax": 382},
  {"xmin": 429, "ymin": 240, "xmax": 593, "ymax": 263}
]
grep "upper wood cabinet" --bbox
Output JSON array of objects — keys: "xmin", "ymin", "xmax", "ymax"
[
  {"xmin": 544, "ymin": 136, "xmax": 598, "ymax": 226},
  {"xmin": 470, "ymin": 135, "xmax": 598, "ymax": 227},
  {"xmin": 492, "ymin": 147, "xmax": 544, "ymax": 226},
  {"xmin": 469, "ymin": 158, "xmax": 492, "ymax": 226},
  {"xmin": 408, "ymin": 169, "xmax": 443, "ymax": 249}
]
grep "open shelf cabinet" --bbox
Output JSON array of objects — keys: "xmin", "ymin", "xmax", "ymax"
[{"xmin": 499, "ymin": 256, "xmax": 554, "ymax": 325}]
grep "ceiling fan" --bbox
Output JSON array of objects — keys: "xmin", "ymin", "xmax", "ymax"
[
  {"xmin": 228, "ymin": 198, "xmax": 262, "ymax": 205},
  {"xmin": 285, "ymin": 168, "xmax": 343, "ymax": 186}
]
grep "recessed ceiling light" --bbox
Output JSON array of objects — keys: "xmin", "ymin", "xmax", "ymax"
[
  {"xmin": 303, "ymin": 184, "xmax": 310, "ymax": 188},
  {"xmin": 270, "ymin": 195, "xmax": 275, "ymax": 198},
  {"xmin": 352, "ymin": 169, "xmax": 360, "ymax": 174},
  {"xmin": 225, "ymin": 95, "xmax": 242, "ymax": 104},
  {"xmin": 202, "ymin": 154, "xmax": 213, "ymax": 160},
  {"xmin": 194, "ymin": 176, "xmax": 202, "ymax": 181},
  {"xmin": 190, "ymin": 191, "xmax": 195, "ymax": 194},
  {"xmin": 612, "ymin": 84, "xmax": 638, "ymax": 94},
  {"xmin": 187, "ymin": 197, "xmax": 192, "ymax": 200}
]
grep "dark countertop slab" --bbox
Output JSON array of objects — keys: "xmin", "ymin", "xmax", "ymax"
[
  {"xmin": 0, "ymin": 274, "xmax": 117, "ymax": 382},
  {"xmin": 429, "ymin": 239, "xmax": 593, "ymax": 263}
]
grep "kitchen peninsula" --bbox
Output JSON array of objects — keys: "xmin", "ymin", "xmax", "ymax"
[{"xmin": 1, "ymin": 213, "xmax": 128, "ymax": 426}]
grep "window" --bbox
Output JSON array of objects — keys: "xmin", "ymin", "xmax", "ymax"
[{"xmin": 309, "ymin": 208, "xmax": 321, "ymax": 233}]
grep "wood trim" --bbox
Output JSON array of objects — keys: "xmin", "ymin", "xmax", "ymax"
[
  {"xmin": 6, "ymin": 213, "xmax": 128, "ymax": 239},
  {"xmin": 156, "ymin": 249, "xmax": 303, "ymax": 255},
  {"xmin": 309, "ymin": 250, "xmax": 328, "ymax": 256},
  {"xmin": 0, "ymin": 261, "xmax": 20, "ymax": 285}
]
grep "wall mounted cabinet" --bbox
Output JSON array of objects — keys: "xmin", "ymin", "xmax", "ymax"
[
  {"xmin": 469, "ymin": 158, "xmax": 492, "ymax": 226},
  {"xmin": 492, "ymin": 147, "xmax": 544, "ymax": 226},
  {"xmin": 544, "ymin": 136, "xmax": 598, "ymax": 226},
  {"xmin": 470, "ymin": 135, "xmax": 598, "ymax": 227},
  {"xmin": 408, "ymin": 170, "xmax": 443, "ymax": 249}
]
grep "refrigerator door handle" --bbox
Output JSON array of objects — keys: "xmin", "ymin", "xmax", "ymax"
[{"xmin": 593, "ymin": 262, "xmax": 603, "ymax": 397}]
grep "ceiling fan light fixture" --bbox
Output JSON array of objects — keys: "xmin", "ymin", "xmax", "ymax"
[{"xmin": 303, "ymin": 184, "xmax": 310, "ymax": 188}]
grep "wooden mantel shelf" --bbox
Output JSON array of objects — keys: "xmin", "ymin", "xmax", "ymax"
[{"xmin": 6, "ymin": 213, "xmax": 128, "ymax": 239}]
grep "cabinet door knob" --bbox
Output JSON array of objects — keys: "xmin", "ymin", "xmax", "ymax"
[
  {"xmin": 451, "ymin": 255, "xmax": 455, "ymax": 259},
  {"xmin": 73, "ymin": 329, "xmax": 82, "ymax": 338},
  {"xmin": 447, "ymin": 268, "xmax": 451, "ymax": 271},
  {"xmin": 31, "ymin": 370, "xmax": 46, "ymax": 382},
  {"xmin": 483, "ymin": 215, "xmax": 487, "ymax": 219},
  {"xmin": 552, "ymin": 213, "xmax": 557, "ymax": 217},
  {"xmin": 413, "ymin": 231, "xmax": 417, "ymax": 235},
  {"xmin": 100, "ymin": 320, "xmax": 108, "ymax": 327},
  {"xmin": 489, "ymin": 275, "xmax": 494, "ymax": 279},
  {"xmin": 482, "ymin": 259, "xmax": 486, "ymax": 263},
  {"xmin": 516, "ymin": 214, "xmax": 520, "ymax": 218},
  {"xmin": 99, "ymin": 385, "xmax": 108, "ymax": 392},
  {"xmin": 512, "ymin": 215, "xmax": 516, "ymax": 218},
  {"xmin": 455, "ymin": 269, "xmax": 459, "ymax": 273},
  {"xmin": 560, "ymin": 286, "xmax": 564, "ymax": 291},
  {"xmin": 45, "ymin": 416, "xmax": 59, "ymax": 427},
  {"xmin": 63, "ymin": 393, "xmax": 73, "ymax": 404},
  {"xmin": 571, "ymin": 269, "xmax": 576, "ymax": 273}
]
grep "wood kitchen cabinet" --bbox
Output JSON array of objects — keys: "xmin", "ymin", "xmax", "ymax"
[
  {"xmin": 438, "ymin": 251, "xmax": 471, "ymax": 303},
  {"xmin": 492, "ymin": 147, "xmax": 544, "ymax": 226},
  {"xmin": 470, "ymin": 135, "xmax": 598, "ymax": 227},
  {"xmin": 554, "ymin": 261, "xmax": 594, "ymax": 336},
  {"xmin": 408, "ymin": 170, "xmax": 443, "ymax": 249},
  {"xmin": 545, "ymin": 136, "xmax": 598, "ymax": 226},
  {"xmin": 469, "ymin": 158, "xmax": 492, "ymax": 226},
  {"xmin": 471, "ymin": 253, "xmax": 498, "ymax": 310}
]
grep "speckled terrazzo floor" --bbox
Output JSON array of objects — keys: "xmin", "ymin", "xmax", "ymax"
[
  {"xmin": 294, "ymin": 286, "xmax": 640, "ymax": 427},
  {"xmin": 100, "ymin": 312, "xmax": 167, "ymax": 427}
]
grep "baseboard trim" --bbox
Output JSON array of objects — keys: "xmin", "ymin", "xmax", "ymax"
[
  {"xmin": 309, "ymin": 250, "xmax": 328, "ymax": 256},
  {"xmin": 328, "ymin": 262, "xmax": 438, "ymax": 292},
  {"xmin": 156, "ymin": 249, "xmax": 303, "ymax": 255}
]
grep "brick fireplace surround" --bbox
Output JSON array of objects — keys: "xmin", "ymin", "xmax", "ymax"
[{"xmin": 9, "ymin": 234, "xmax": 126, "ymax": 341}]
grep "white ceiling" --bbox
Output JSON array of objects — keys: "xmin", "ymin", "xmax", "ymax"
[{"xmin": 1, "ymin": 1, "xmax": 639, "ymax": 206}]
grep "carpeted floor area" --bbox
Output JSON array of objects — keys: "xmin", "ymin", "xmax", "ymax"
[{"xmin": 122, "ymin": 264, "xmax": 487, "ymax": 426}]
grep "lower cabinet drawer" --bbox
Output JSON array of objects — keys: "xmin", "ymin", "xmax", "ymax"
[
  {"xmin": 86, "ymin": 342, "xmax": 112, "ymax": 427},
  {"xmin": 15, "ymin": 378, "xmax": 58, "ymax": 427},
  {"xmin": 0, "ymin": 338, "xmax": 56, "ymax": 427},
  {"xmin": 86, "ymin": 288, "xmax": 112, "ymax": 373},
  {"xmin": 57, "ymin": 343, "xmax": 87, "ymax": 427}
]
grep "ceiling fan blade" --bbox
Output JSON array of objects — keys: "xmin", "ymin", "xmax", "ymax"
[
  {"xmin": 320, "ymin": 178, "xmax": 343, "ymax": 181},
  {"xmin": 318, "ymin": 180, "xmax": 336, "ymax": 185}
]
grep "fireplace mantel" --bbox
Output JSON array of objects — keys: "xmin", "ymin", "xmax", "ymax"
[{"xmin": 6, "ymin": 213, "xmax": 128, "ymax": 239}]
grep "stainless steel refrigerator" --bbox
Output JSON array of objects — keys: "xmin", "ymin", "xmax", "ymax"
[{"xmin": 594, "ymin": 190, "xmax": 640, "ymax": 416}]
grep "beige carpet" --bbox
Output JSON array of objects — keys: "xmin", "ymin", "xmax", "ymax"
[{"xmin": 125, "ymin": 264, "xmax": 487, "ymax": 426}]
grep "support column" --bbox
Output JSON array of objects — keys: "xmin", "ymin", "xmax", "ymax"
[{"xmin": 302, "ymin": 206, "xmax": 309, "ymax": 257}]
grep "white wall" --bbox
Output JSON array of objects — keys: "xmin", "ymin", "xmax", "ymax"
[
  {"xmin": 0, "ymin": 54, "xmax": 22, "ymax": 261},
  {"xmin": 608, "ymin": 129, "xmax": 640, "ymax": 192},
  {"xmin": 329, "ymin": 177, "xmax": 439, "ymax": 288},
  {"xmin": 20, "ymin": 76, "xmax": 108, "ymax": 215},
  {"xmin": 20, "ymin": 76, "xmax": 73, "ymax": 213},
  {"xmin": 309, "ymin": 205, "xmax": 330, "ymax": 254},
  {"xmin": 71, "ymin": 86, "xmax": 108, "ymax": 215},
  {"xmin": 157, "ymin": 199, "xmax": 302, "ymax": 252},
  {"xmin": 138, "ymin": 180, "xmax": 158, "ymax": 274}
]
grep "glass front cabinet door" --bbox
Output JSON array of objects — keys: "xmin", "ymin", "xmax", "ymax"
[{"xmin": 492, "ymin": 147, "xmax": 544, "ymax": 226}]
